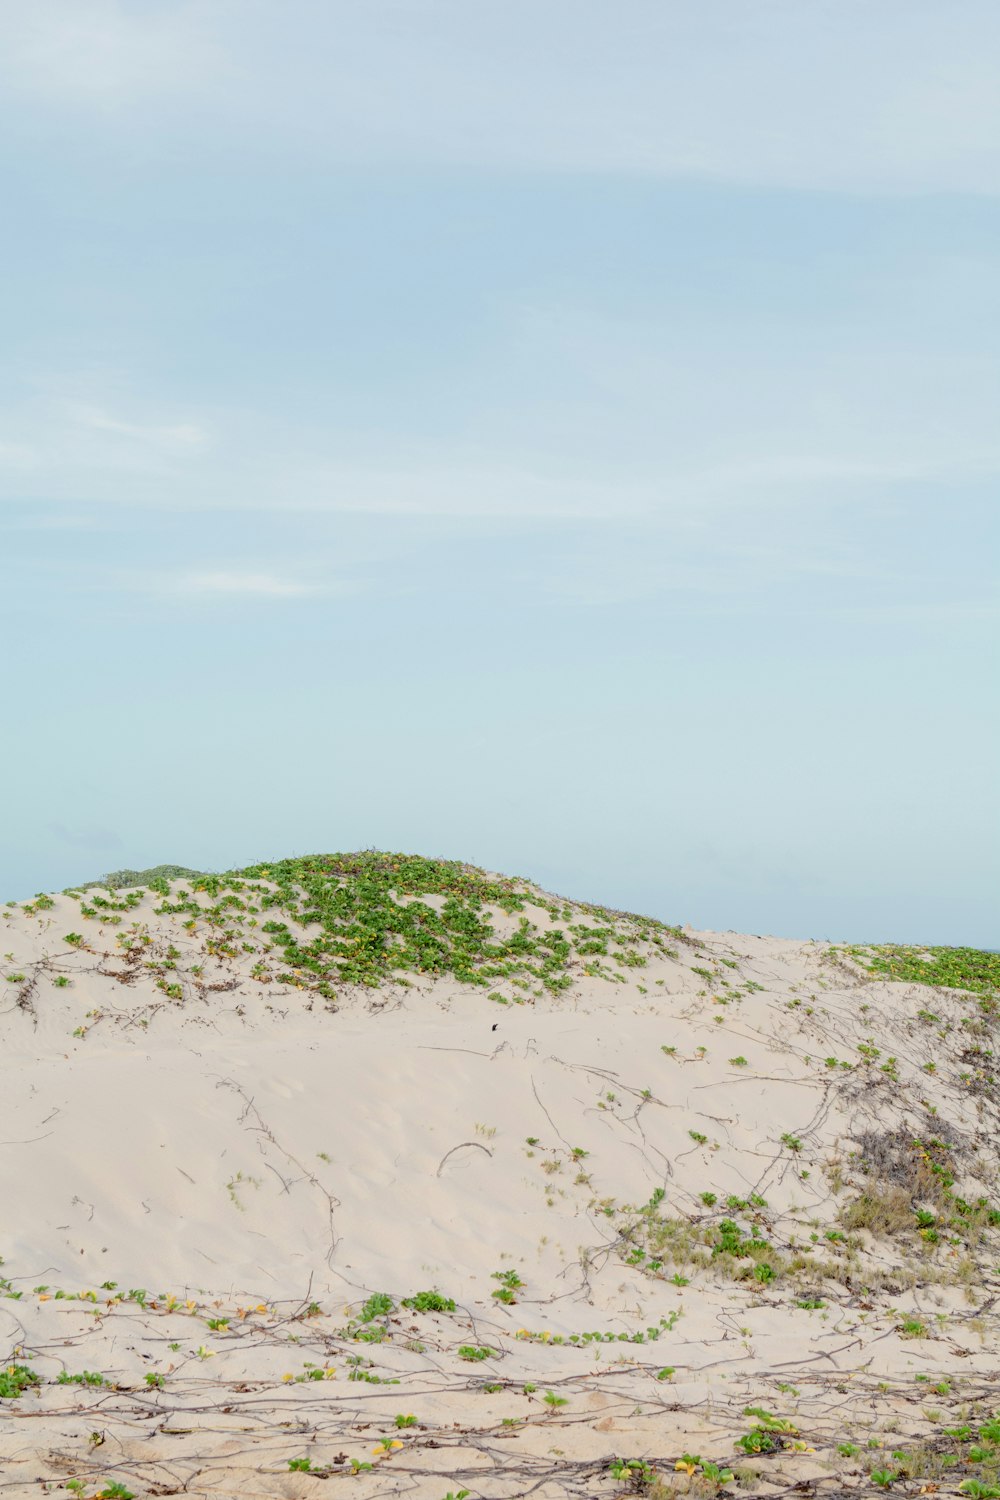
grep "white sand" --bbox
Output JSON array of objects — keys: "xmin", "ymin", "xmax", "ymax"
[{"xmin": 0, "ymin": 873, "xmax": 997, "ymax": 1497}]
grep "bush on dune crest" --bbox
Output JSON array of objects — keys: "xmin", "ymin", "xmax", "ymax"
[
  {"xmin": 73, "ymin": 851, "xmax": 680, "ymax": 996},
  {"xmin": 94, "ymin": 864, "xmax": 207, "ymax": 890}
]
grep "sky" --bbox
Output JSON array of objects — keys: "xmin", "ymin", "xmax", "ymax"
[{"xmin": 1, "ymin": 0, "xmax": 997, "ymax": 944}]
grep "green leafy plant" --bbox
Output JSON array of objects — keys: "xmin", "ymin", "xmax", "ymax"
[
  {"xmin": 358, "ymin": 1292, "xmax": 394, "ymax": 1322},
  {"xmin": 736, "ymin": 1429, "xmax": 781, "ymax": 1455},
  {"xmin": 0, "ymin": 1363, "xmax": 40, "ymax": 1399},
  {"xmin": 491, "ymin": 1269, "xmax": 524, "ymax": 1304},
  {"xmin": 870, "ymin": 1469, "xmax": 898, "ymax": 1489},
  {"xmin": 400, "ymin": 1290, "xmax": 455, "ymax": 1313},
  {"xmin": 609, "ymin": 1457, "xmax": 654, "ymax": 1487}
]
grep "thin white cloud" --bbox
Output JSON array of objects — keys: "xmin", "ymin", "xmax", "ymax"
[
  {"xmin": 0, "ymin": 383, "xmax": 212, "ymax": 497},
  {"xmin": 4, "ymin": 1, "xmax": 1000, "ymax": 195},
  {"xmin": 0, "ymin": 0, "xmax": 231, "ymax": 109},
  {"xmin": 70, "ymin": 403, "xmax": 207, "ymax": 448},
  {"xmin": 171, "ymin": 571, "xmax": 321, "ymax": 598},
  {"xmin": 5, "ymin": 322, "xmax": 1000, "ymax": 521},
  {"xmin": 300, "ymin": 464, "xmax": 653, "ymax": 519}
]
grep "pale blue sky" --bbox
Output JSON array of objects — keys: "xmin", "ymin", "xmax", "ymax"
[{"xmin": 2, "ymin": 1, "xmax": 997, "ymax": 943}]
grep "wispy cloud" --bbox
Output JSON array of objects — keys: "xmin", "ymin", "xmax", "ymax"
[
  {"xmin": 70, "ymin": 403, "xmax": 207, "ymax": 448},
  {"xmin": 299, "ymin": 463, "xmax": 653, "ymax": 519},
  {"xmin": 168, "ymin": 570, "xmax": 324, "ymax": 598},
  {"xmin": 4, "ymin": 2, "xmax": 1000, "ymax": 194},
  {"xmin": 0, "ymin": 382, "xmax": 211, "ymax": 500},
  {"xmin": 13, "ymin": 356, "xmax": 995, "ymax": 518},
  {"xmin": 0, "ymin": 0, "xmax": 230, "ymax": 109}
]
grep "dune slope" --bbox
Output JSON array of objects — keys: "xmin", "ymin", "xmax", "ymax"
[{"xmin": 1, "ymin": 853, "xmax": 998, "ymax": 1499}]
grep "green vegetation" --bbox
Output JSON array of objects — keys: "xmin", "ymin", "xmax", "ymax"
[
  {"xmin": 0, "ymin": 1363, "xmax": 39, "ymax": 1399},
  {"xmin": 859, "ymin": 1416, "xmax": 1000, "ymax": 1493},
  {"xmin": 357, "ymin": 1291, "xmax": 394, "ymax": 1323},
  {"xmin": 94, "ymin": 864, "xmax": 206, "ymax": 891},
  {"xmin": 61, "ymin": 850, "xmax": 681, "ymax": 997},
  {"xmin": 400, "ymin": 1290, "xmax": 456, "ymax": 1313},
  {"xmin": 845, "ymin": 944, "xmax": 1000, "ymax": 1006},
  {"xmin": 491, "ymin": 1268, "xmax": 524, "ymax": 1304},
  {"xmin": 838, "ymin": 1129, "xmax": 1000, "ymax": 1259}
]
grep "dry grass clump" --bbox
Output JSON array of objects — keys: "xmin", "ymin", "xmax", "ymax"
[
  {"xmin": 840, "ymin": 1182, "xmax": 915, "ymax": 1236},
  {"xmin": 838, "ymin": 1123, "xmax": 976, "ymax": 1246},
  {"xmin": 630, "ymin": 1214, "xmax": 711, "ymax": 1270},
  {"xmin": 854, "ymin": 1125, "xmax": 957, "ymax": 1206}
]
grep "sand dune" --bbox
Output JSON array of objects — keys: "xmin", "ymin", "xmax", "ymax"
[{"xmin": 1, "ymin": 854, "xmax": 998, "ymax": 1498}]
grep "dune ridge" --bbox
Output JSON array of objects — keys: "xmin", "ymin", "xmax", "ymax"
[{"xmin": 1, "ymin": 853, "xmax": 998, "ymax": 1499}]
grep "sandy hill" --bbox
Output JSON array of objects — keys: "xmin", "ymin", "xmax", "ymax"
[{"xmin": 1, "ymin": 852, "xmax": 998, "ymax": 1500}]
